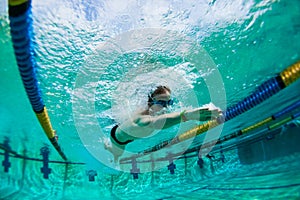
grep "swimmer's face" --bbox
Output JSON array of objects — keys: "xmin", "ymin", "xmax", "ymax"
[
  {"xmin": 153, "ymin": 91, "xmax": 171, "ymax": 101},
  {"xmin": 150, "ymin": 90, "xmax": 173, "ymax": 112}
]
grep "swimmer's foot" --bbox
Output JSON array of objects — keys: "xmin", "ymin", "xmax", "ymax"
[
  {"xmin": 104, "ymin": 138, "xmax": 120, "ymax": 163},
  {"xmin": 104, "ymin": 139, "xmax": 112, "ymax": 152}
]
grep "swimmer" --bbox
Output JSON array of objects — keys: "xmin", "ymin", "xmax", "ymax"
[{"xmin": 105, "ymin": 85, "xmax": 222, "ymax": 162}]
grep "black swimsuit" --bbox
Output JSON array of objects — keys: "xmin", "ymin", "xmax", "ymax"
[{"xmin": 110, "ymin": 125, "xmax": 133, "ymax": 145}]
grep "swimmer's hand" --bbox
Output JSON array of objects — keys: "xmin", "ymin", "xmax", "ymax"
[{"xmin": 184, "ymin": 108, "xmax": 222, "ymax": 121}]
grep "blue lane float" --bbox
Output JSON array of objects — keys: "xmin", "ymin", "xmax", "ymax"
[
  {"xmin": 273, "ymin": 100, "xmax": 300, "ymax": 119},
  {"xmin": 224, "ymin": 76, "xmax": 285, "ymax": 121},
  {"xmin": 8, "ymin": 0, "xmax": 67, "ymax": 161},
  {"xmin": 9, "ymin": 0, "xmax": 44, "ymax": 113}
]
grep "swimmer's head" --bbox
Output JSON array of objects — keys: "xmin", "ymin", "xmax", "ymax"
[{"xmin": 148, "ymin": 86, "xmax": 173, "ymax": 108}]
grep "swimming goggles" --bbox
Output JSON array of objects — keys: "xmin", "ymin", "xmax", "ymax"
[{"xmin": 151, "ymin": 99, "xmax": 174, "ymax": 107}]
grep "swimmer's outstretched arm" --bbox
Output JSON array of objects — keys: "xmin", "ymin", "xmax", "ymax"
[{"xmin": 136, "ymin": 108, "xmax": 221, "ymax": 130}]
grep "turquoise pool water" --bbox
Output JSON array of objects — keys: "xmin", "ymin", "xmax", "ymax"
[{"xmin": 1, "ymin": 0, "xmax": 300, "ymax": 199}]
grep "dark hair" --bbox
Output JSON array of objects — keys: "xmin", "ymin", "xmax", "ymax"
[{"xmin": 148, "ymin": 86, "xmax": 171, "ymax": 106}]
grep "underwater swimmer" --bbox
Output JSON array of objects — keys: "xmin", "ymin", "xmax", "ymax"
[{"xmin": 105, "ymin": 85, "xmax": 222, "ymax": 162}]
